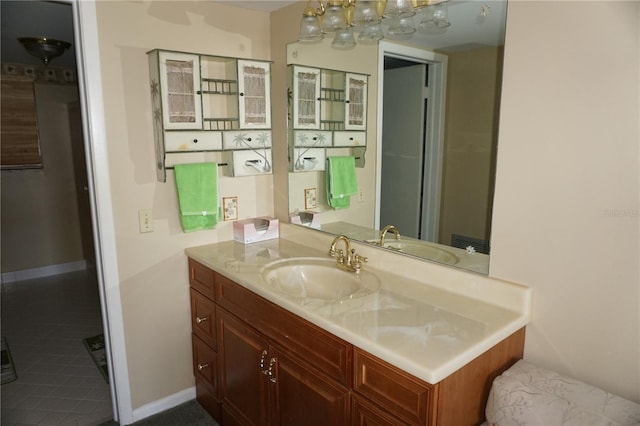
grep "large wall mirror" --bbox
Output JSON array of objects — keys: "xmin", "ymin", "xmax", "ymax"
[{"xmin": 286, "ymin": 0, "xmax": 507, "ymax": 274}]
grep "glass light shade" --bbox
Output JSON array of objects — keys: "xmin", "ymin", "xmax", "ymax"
[
  {"xmin": 331, "ymin": 27, "xmax": 357, "ymax": 50},
  {"xmin": 358, "ymin": 22, "xmax": 385, "ymax": 43},
  {"xmin": 418, "ymin": 2, "xmax": 451, "ymax": 30},
  {"xmin": 384, "ymin": 0, "xmax": 416, "ymax": 18},
  {"xmin": 18, "ymin": 37, "xmax": 70, "ymax": 65},
  {"xmin": 299, "ymin": 15, "xmax": 324, "ymax": 42},
  {"xmin": 352, "ymin": 0, "xmax": 381, "ymax": 26},
  {"xmin": 321, "ymin": 4, "xmax": 347, "ymax": 33},
  {"xmin": 386, "ymin": 15, "xmax": 416, "ymax": 39}
]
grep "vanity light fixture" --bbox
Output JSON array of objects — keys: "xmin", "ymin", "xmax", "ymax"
[
  {"xmin": 298, "ymin": 0, "xmax": 451, "ymax": 49},
  {"xmin": 18, "ymin": 37, "xmax": 71, "ymax": 65}
]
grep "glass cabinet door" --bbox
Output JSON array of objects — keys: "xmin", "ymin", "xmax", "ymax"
[
  {"xmin": 344, "ymin": 73, "xmax": 367, "ymax": 131},
  {"xmin": 238, "ymin": 60, "xmax": 271, "ymax": 129},
  {"xmin": 292, "ymin": 66, "xmax": 321, "ymax": 129},
  {"xmin": 158, "ymin": 51, "xmax": 202, "ymax": 130}
]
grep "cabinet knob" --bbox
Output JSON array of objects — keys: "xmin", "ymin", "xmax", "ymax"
[
  {"xmin": 345, "ymin": 100, "xmax": 350, "ymax": 103},
  {"xmin": 349, "ymin": 137, "xmax": 354, "ymax": 140},
  {"xmin": 196, "ymin": 316, "xmax": 207, "ymax": 324},
  {"xmin": 239, "ymin": 92, "xmax": 245, "ymax": 97},
  {"xmin": 197, "ymin": 363, "xmax": 209, "ymax": 371},
  {"xmin": 246, "ymin": 137, "xmax": 252, "ymax": 142},
  {"xmin": 196, "ymin": 90, "xmax": 202, "ymax": 95},
  {"xmin": 193, "ymin": 139, "xmax": 198, "ymax": 143}
]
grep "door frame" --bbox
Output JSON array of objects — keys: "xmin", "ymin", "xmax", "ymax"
[
  {"xmin": 375, "ymin": 41, "xmax": 448, "ymax": 241},
  {"xmin": 71, "ymin": 1, "xmax": 133, "ymax": 423}
]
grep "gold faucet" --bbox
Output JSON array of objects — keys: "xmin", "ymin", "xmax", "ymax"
[
  {"xmin": 380, "ymin": 225, "xmax": 400, "ymax": 246},
  {"xmin": 329, "ymin": 235, "xmax": 368, "ymax": 273}
]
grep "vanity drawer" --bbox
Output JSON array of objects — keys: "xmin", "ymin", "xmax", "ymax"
[
  {"xmin": 189, "ymin": 259, "xmax": 216, "ymax": 300},
  {"xmin": 333, "ymin": 131, "xmax": 366, "ymax": 147},
  {"xmin": 215, "ymin": 272, "xmax": 352, "ymax": 386},
  {"xmin": 353, "ymin": 348, "xmax": 435, "ymax": 426},
  {"xmin": 190, "ymin": 288, "xmax": 216, "ymax": 346},
  {"xmin": 222, "ymin": 130, "xmax": 272, "ymax": 150},
  {"xmin": 291, "ymin": 148, "xmax": 325, "ymax": 172},
  {"xmin": 164, "ymin": 130, "xmax": 222, "ymax": 151},
  {"xmin": 223, "ymin": 149, "xmax": 272, "ymax": 177},
  {"xmin": 192, "ymin": 333, "xmax": 218, "ymax": 396},
  {"xmin": 293, "ymin": 130, "xmax": 333, "ymax": 147}
]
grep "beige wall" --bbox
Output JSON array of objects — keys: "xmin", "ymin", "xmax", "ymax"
[
  {"xmin": 1, "ymin": 84, "xmax": 85, "ymax": 272},
  {"xmin": 491, "ymin": 1, "xmax": 639, "ymax": 401},
  {"xmin": 94, "ymin": 0, "xmax": 272, "ymax": 408},
  {"xmin": 440, "ymin": 46, "xmax": 502, "ymax": 247}
]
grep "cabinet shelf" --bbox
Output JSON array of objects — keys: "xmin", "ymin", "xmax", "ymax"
[
  {"xmin": 200, "ymin": 78, "xmax": 238, "ymax": 95},
  {"xmin": 203, "ymin": 118, "xmax": 239, "ymax": 131},
  {"xmin": 320, "ymin": 87, "xmax": 345, "ymax": 102}
]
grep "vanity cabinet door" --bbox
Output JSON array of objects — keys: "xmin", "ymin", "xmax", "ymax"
[
  {"xmin": 269, "ymin": 345, "xmax": 350, "ymax": 426},
  {"xmin": 218, "ymin": 309, "xmax": 269, "ymax": 426}
]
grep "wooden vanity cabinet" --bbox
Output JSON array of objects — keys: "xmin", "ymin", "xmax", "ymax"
[{"xmin": 188, "ymin": 258, "xmax": 525, "ymax": 426}]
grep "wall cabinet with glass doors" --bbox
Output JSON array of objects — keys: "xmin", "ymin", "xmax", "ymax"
[
  {"xmin": 288, "ymin": 65, "xmax": 367, "ymax": 172},
  {"xmin": 148, "ymin": 49, "xmax": 272, "ymax": 181}
]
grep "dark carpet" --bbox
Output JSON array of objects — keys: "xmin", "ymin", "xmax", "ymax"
[{"xmin": 100, "ymin": 400, "xmax": 218, "ymax": 426}]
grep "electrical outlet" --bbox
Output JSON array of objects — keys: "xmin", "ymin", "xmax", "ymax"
[
  {"xmin": 138, "ymin": 209, "xmax": 154, "ymax": 233},
  {"xmin": 357, "ymin": 190, "xmax": 364, "ymax": 202}
]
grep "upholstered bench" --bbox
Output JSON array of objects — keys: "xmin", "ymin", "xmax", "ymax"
[{"xmin": 485, "ymin": 360, "xmax": 640, "ymax": 426}]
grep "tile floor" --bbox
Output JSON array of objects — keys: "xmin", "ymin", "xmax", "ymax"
[{"xmin": 1, "ymin": 269, "xmax": 114, "ymax": 426}]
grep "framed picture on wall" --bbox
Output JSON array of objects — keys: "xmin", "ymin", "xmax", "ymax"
[{"xmin": 223, "ymin": 196, "xmax": 238, "ymax": 221}]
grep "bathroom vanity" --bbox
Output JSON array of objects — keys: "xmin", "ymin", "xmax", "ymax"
[{"xmin": 186, "ymin": 237, "xmax": 530, "ymax": 425}]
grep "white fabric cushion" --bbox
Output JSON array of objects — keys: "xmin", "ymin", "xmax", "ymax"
[{"xmin": 486, "ymin": 360, "xmax": 640, "ymax": 426}]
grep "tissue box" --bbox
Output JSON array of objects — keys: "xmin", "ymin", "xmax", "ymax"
[
  {"xmin": 233, "ymin": 217, "xmax": 279, "ymax": 244},
  {"xmin": 289, "ymin": 211, "xmax": 321, "ymax": 230}
]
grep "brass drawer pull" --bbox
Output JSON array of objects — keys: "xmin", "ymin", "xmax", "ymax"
[
  {"xmin": 268, "ymin": 358, "xmax": 277, "ymax": 383},
  {"xmin": 259, "ymin": 349, "xmax": 269, "ymax": 375}
]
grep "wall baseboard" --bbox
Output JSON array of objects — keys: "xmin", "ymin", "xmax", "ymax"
[
  {"xmin": 131, "ymin": 386, "xmax": 196, "ymax": 424},
  {"xmin": 1, "ymin": 260, "xmax": 88, "ymax": 284}
]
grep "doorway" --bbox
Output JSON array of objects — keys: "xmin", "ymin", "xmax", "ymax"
[
  {"xmin": 375, "ymin": 42, "xmax": 447, "ymax": 242},
  {"xmin": 0, "ymin": 0, "xmax": 121, "ymax": 423}
]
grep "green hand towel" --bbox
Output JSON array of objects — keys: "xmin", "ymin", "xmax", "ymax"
[
  {"xmin": 174, "ymin": 163, "xmax": 220, "ymax": 232},
  {"xmin": 326, "ymin": 156, "xmax": 357, "ymax": 210}
]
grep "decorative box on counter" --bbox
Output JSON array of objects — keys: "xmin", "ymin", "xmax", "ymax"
[
  {"xmin": 233, "ymin": 217, "xmax": 279, "ymax": 244},
  {"xmin": 289, "ymin": 211, "xmax": 321, "ymax": 230}
]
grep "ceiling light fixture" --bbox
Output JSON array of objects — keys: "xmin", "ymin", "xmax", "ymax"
[
  {"xmin": 18, "ymin": 37, "xmax": 71, "ymax": 65},
  {"xmin": 298, "ymin": 0, "xmax": 451, "ymax": 49}
]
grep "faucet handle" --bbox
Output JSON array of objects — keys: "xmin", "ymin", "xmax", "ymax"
[
  {"xmin": 351, "ymin": 249, "xmax": 368, "ymax": 273},
  {"xmin": 335, "ymin": 249, "xmax": 347, "ymax": 264}
]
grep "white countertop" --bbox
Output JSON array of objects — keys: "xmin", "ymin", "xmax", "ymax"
[{"xmin": 186, "ymin": 237, "xmax": 531, "ymax": 384}]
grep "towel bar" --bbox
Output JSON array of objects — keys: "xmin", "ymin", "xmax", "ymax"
[{"xmin": 166, "ymin": 163, "xmax": 228, "ymax": 170}]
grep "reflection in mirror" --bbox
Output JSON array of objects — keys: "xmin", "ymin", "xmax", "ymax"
[{"xmin": 287, "ymin": 1, "xmax": 507, "ymax": 275}]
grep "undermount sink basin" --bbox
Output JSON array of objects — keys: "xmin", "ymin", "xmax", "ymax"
[
  {"xmin": 261, "ymin": 257, "xmax": 381, "ymax": 301},
  {"xmin": 367, "ymin": 240, "xmax": 459, "ymax": 265}
]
